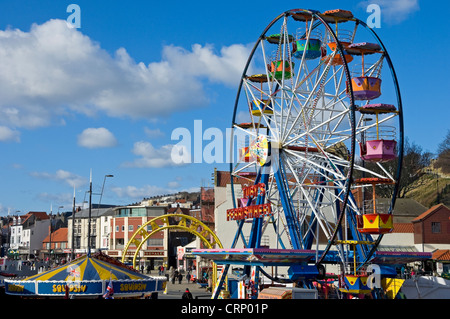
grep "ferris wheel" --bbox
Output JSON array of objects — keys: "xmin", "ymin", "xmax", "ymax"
[{"xmin": 226, "ymin": 8, "xmax": 403, "ymax": 293}]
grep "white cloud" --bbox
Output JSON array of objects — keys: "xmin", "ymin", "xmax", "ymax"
[
  {"xmin": 30, "ymin": 169, "xmax": 87, "ymax": 188},
  {"xmin": 123, "ymin": 141, "xmax": 190, "ymax": 168},
  {"xmin": 144, "ymin": 127, "xmax": 165, "ymax": 138},
  {"xmin": 0, "ymin": 19, "xmax": 250, "ymax": 131},
  {"xmin": 167, "ymin": 181, "xmax": 181, "ymax": 189},
  {"xmin": 111, "ymin": 183, "xmax": 200, "ymax": 201},
  {"xmin": 111, "ymin": 184, "xmax": 170, "ymax": 199},
  {"xmin": 0, "ymin": 126, "xmax": 20, "ymax": 142},
  {"xmin": 359, "ymin": 0, "xmax": 419, "ymax": 24},
  {"xmin": 35, "ymin": 192, "xmax": 74, "ymax": 207},
  {"xmin": 161, "ymin": 43, "xmax": 250, "ymax": 86},
  {"xmin": 77, "ymin": 127, "xmax": 118, "ymax": 149}
]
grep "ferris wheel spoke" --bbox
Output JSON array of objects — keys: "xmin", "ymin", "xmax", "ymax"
[
  {"xmin": 297, "ymin": 186, "xmax": 334, "ymax": 240},
  {"xmin": 283, "ymin": 107, "xmax": 351, "ymax": 148},
  {"xmin": 281, "ymin": 58, "xmax": 335, "ymax": 142}
]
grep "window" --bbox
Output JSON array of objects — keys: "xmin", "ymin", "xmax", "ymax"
[
  {"xmin": 90, "ymin": 220, "xmax": 97, "ymax": 235},
  {"xmin": 129, "ymin": 225, "xmax": 134, "ymax": 232},
  {"xmin": 116, "ymin": 226, "xmax": 119, "ymax": 232},
  {"xmin": 74, "ymin": 237, "xmax": 81, "ymax": 249},
  {"xmin": 147, "ymin": 209, "xmax": 162, "ymax": 217},
  {"xmin": 432, "ymin": 222, "xmax": 441, "ymax": 233},
  {"xmin": 147, "ymin": 238, "xmax": 163, "ymax": 246},
  {"xmin": 115, "ymin": 238, "xmax": 124, "ymax": 248}
]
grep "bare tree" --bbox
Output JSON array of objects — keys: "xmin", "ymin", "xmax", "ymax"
[
  {"xmin": 435, "ymin": 129, "xmax": 450, "ymax": 175},
  {"xmin": 355, "ymin": 138, "xmax": 432, "ymax": 198}
]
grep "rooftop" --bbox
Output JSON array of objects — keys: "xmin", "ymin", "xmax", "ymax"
[
  {"xmin": 412, "ymin": 203, "xmax": 450, "ymax": 223},
  {"xmin": 42, "ymin": 227, "xmax": 68, "ymax": 243},
  {"xmin": 73, "ymin": 206, "xmax": 115, "ymax": 218},
  {"xmin": 432, "ymin": 249, "xmax": 450, "ymax": 261}
]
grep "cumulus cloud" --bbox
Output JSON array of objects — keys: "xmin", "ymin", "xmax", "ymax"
[
  {"xmin": 359, "ymin": 0, "xmax": 419, "ymax": 24},
  {"xmin": 161, "ymin": 44, "xmax": 250, "ymax": 86},
  {"xmin": 123, "ymin": 141, "xmax": 190, "ymax": 168},
  {"xmin": 111, "ymin": 183, "xmax": 199, "ymax": 200},
  {"xmin": 111, "ymin": 184, "xmax": 171, "ymax": 199},
  {"xmin": 30, "ymin": 169, "xmax": 87, "ymax": 188},
  {"xmin": 0, "ymin": 19, "xmax": 250, "ymax": 131},
  {"xmin": 0, "ymin": 126, "xmax": 20, "ymax": 142},
  {"xmin": 77, "ymin": 127, "xmax": 118, "ymax": 149},
  {"xmin": 144, "ymin": 127, "xmax": 165, "ymax": 138},
  {"xmin": 167, "ymin": 181, "xmax": 181, "ymax": 189}
]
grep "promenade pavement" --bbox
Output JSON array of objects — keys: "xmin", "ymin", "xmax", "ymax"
[
  {"xmin": 159, "ymin": 279, "xmax": 212, "ymax": 299},
  {"xmin": 143, "ymin": 269, "xmax": 212, "ymax": 299}
]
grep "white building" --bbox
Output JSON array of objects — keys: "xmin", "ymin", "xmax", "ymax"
[
  {"xmin": 7, "ymin": 212, "xmax": 50, "ymax": 259},
  {"xmin": 67, "ymin": 206, "xmax": 115, "ymax": 257}
]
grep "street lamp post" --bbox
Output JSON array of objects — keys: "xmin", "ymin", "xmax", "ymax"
[
  {"xmin": 71, "ymin": 187, "xmax": 76, "ymax": 261},
  {"xmin": 87, "ymin": 172, "xmax": 113, "ymax": 256},
  {"xmin": 48, "ymin": 205, "xmax": 53, "ymax": 266},
  {"xmin": 88, "ymin": 171, "xmax": 93, "ymax": 256},
  {"xmin": 99, "ymin": 175, "xmax": 114, "ymax": 209}
]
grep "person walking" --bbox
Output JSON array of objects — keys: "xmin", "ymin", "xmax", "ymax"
[
  {"xmin": 182, "ymin": 288, "xmax": 193, "ymax": 299},
  {"xmin": 186, "ymin": 271, "xmax": 191, "ymax": 283}
]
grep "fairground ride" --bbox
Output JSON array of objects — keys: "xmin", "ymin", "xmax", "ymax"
[{"xmin": 193, "ymin": 8, "xmax": 431, "ymax": 299}]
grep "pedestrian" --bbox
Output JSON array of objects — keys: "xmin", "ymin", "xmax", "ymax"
[
  {"xmin": 182, "ymin": 288, "xmax": 193, "ymax": 299},
  {"xmin": 178, "ymin": 273, "xmax": 183, "ymax": 284},
  {"xmin": 172, "ymin": 269, "xmax": 178, "ymax": 284},
  {"xmin": 186, "ymin": 271, "xmax": 191, "ymax": 283}
]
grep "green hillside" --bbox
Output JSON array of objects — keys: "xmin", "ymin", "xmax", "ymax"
[{"xmin": 405, "ymin": 160, "xmax": 450, "ymax": 208}]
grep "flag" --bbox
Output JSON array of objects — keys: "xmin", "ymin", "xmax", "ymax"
[{"xmin": 103, "ymin": 279, "xmax": 114, "ymax": 299}]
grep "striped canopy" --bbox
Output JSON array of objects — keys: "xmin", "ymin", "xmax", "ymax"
[
  {"xmin": 5, "ymin": 254, "xmax": 166, "ymax": 298},
  {"xmin": 24, "ymin": 255, "xmax": 147, "ymax": 282}
]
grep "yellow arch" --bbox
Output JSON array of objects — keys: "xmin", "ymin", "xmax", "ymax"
[{"xmin": 121, "ymin": 214, "xmax": 223, "ymax": 285}]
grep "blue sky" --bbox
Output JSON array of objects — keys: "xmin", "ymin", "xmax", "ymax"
[{"xmin": 0, "ymin": 0, "xmax": 447, "ymax": 216}]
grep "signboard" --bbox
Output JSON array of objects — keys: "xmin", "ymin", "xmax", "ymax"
[
  {"xmin": 437, "ymin": 262, "xmax": 443, "ymax": 275},
  {"xmin": 5, "ymin": 279, "xmax": 165, "ymax": 297},
  {"xmin": 177, "ymin": 247, "xmax": 185, "ymax": 260},
  {"xmin": 226, "ymin": 183, "xmax": 273, "ymax": 221}
]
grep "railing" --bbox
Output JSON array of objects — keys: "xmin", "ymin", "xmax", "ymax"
[
  {"xmin": 362, "ymin": 125, "xmax": 396, "ymax": 141},
  {"xmin": 360, "ymin": 199, "xmax": 390, "ymax": 215},
  {"xmin": 296, "ymin": 27, "xmax": 322, "ymax": 41}
]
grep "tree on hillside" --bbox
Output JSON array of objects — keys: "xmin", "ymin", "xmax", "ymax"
[
  {"xmin": 357, "ymin": 138, "xmax": 432, "ymax": 198},
  {"xmin": 437, "ymin": 129, "xmax": 450, "ymax": 155},
  {"xmin": 434, "ymin": 129, "xmax": 450, "ymax": 175},
  {"xmin": 398, "ymin": 139, "xmax": 433, "ymax": 197}
]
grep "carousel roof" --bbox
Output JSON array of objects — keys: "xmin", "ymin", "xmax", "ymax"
[
  {"xmin": 5, "ymin": 253, "xmax": 166, "ymax": 297},
  {"xmin": 24, "ymin": 254, "xmax": 147, "ymax": 282}
]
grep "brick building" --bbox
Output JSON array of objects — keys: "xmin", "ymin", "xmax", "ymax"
[
  {"xmin": 42, "ymin": 227, "xmax": 68, "ymax": 262},
  {"xmin": 413, "ymin": 204, "xmax": 450, "ymax": 251},
  {"xmin": 107, "ymin": 206, "xmax": 167, "ymax": 270}
]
